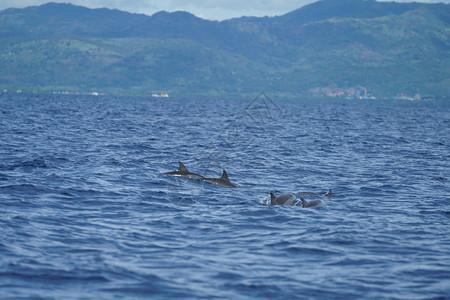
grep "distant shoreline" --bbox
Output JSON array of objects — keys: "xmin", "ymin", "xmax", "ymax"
[{"xmin": 1, "ymin": 89, "xmax": 447, "ymax": 102}]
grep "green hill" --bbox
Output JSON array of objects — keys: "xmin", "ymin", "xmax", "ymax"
[{"xmin": 0, "ymin": 0, "xmax": 449, "ymax": 98}]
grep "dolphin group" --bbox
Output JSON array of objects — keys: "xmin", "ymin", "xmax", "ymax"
[
  {"xmin": 163, "ymin": 162, "xmax": 332, "ymax": 207},
  {"xmin": 163, "ymin": 161, "xmax": 237, "ymax": 188}
]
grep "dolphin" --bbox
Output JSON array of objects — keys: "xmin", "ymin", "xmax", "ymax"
[
  {"xmin": 163, "ymin": 161, "xmax": 205, "ymax": 180},
  {"xmin": 202, "ymin": 170, "xmax": 237, "ymax": 188},
  {"xmin": 269, "ymin": 193, "xmax": 298, "ymax": 206},
  {"xmin": 299, "ymin": 198, "xmax": 325, "ymax": 208},
  {"xmin": 297, "ymin": 189, "xmax": 333, "ymax": 198}
]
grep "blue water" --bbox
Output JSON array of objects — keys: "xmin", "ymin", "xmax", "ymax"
[{"xmin": 0, "ymin": 93, "xmax": 449, "ymax": 299}]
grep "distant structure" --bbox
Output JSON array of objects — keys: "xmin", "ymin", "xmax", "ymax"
[
  {"xmin": 359, "ymin": 87, "xmax": 367, "ymax": 98},
  {"xmin": 393, "ymin": 94, "xmax": 415, "ymax": 101},
  {"xmin": 310, "ymin": 86, "xmax": 376, "ymax": 99},
  {"xmin": 393, "ymin": 92, "xmax": 431, "ymax": 101},
  {"xmin": 414, "ymin": 93, "xmax": 421, "ymax": 101},
  {"xmin": 152, "ymin": 93, "xmax": 169, "ymax": 98}
]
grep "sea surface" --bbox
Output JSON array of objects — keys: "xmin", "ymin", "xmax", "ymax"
[{"xmin": 0, "ymin": 93, "xmax": 449, "ymax": 299}]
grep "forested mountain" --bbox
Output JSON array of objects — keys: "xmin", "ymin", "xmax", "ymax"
[{"xmin": 1, "ymin": 0, "xmax": 449, "ymax": 98}]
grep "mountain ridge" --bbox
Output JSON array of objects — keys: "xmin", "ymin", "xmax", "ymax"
[{"xmin": 0, "ymin": 0, "xmax": 449, "ymax": 98}]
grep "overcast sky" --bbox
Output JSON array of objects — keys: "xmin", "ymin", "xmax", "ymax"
[{"xmin": 1, "ymin": 0, "xmax": 449, "ymax": 20}]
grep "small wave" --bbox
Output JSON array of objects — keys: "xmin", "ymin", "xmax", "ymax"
[
  {"xmin": 223, "ymin": 282, "xmax": 282, "ymax": 298},
  {"xmin": 213, "ymin": 271, "xmax": 244, "ymax": 281},
  {"xmin": 432, "ymin": 176, "xmax": 447, "ymax": 182},
  {"xmin": 21, "ymin": 158, "xmax": 48, "ymax": 168},
  {"xmin": 0, "ymin": 158, "xmax": 48, "ymax": 171},
  {"xmin": 103, "ymin": 282, "xmax": 191, "ymax": 298},
  {"xmin": 358, "ymin": 186, "xmax": 385, "ymax": 197},
  {"xmin": 0, "ymin": 183, "xmax": 46, "ymax": 193},
  {"xmin": 0, "ymin": 269, "xmax": 109, "ymax": 283},
  {"xmin": 397, "ymin": 267, "xmax": 450, "ymax": 279},
  {"xmin": 326, "ymin": 257, "xmax": 381, "ymax": 266},
  {"xmin": 286, "ymin": 246, "xmax": 340, "ymax": 256}
]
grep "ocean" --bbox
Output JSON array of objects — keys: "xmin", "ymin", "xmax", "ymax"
[{"xmin": 0, "ymin": 93, "xmax": 449, "ymax": 299}]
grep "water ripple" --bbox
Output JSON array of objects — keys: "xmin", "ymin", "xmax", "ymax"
[{"xmin": 0, "ymin": 94, "xmax": 449, "ymax": 299}]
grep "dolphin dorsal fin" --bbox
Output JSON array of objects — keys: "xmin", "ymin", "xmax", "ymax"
[
  {"xmin": 221, "ymin": 170, "xmax": 229, "ymax": 181},
  {"xmin": 270, "ymin": 193, "xmax": 277, "ymax": 205},
  {"xmin": 178, "ymin": 161, "xmax": 188, "ymax": 172}
]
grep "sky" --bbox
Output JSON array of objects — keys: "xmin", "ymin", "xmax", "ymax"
[{"xmin": 1, "ymin": 0, "xmax": 449, "ymax": 20}]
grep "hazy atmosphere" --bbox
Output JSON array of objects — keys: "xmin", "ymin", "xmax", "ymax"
[{"xmin": 1, "ymin": 0, "xmax": 449, "ymax": 19}]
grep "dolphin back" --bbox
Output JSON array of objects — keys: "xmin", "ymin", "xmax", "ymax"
[
  {"xmin": 270, "ymin": 193, "xmax": 297, "ymax": 206},
  {"xmin": 203, "ymin": 169, "xmax": 237, "ymax": 188},
  {"xmin": 300, "ymin": 198, "xmax": 324, "ymax": 208}
]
